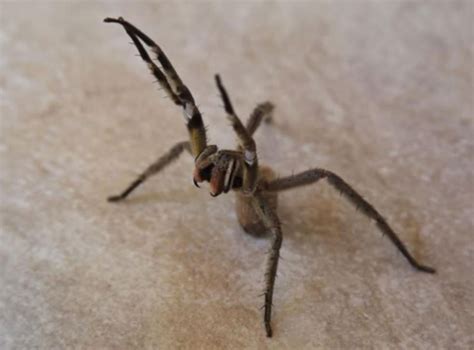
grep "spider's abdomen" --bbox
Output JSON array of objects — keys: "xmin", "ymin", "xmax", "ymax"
[{"xmin": 235, "ymin": 166, "xmax": 278, "ymax": 236}]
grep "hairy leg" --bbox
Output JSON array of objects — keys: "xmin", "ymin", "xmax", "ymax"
[
  {"xmin": 246, "ymin": 102, "xmax": 274, "ymax": 136},
  {"xmin": 104, "ymin": 17, "xmax": 207, "ymax": 157},
  {"xmin": 108, "ymin": 141, "xmax": 191, "ymax": 202},
  {"xmin": 264, "ymin": 168, "xmax": 435, "ymax": 273},
  {"xmin": 215, "ymin": 74, "xmax": 259, "ymax": 194},
  {"xmin": 251, "ymin": 193, "xmax": 283, "ymax": 337}
]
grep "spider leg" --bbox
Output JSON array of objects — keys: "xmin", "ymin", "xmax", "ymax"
[
  {"xmin": 264, "ymin": 168, "xmax": 436, "ymax": 273},
  {"xmin": 108, "ymin": 141, "xmax": 191, "ymax": 202},
  {"xmin": 235, "ymin": 101, "xmax": 273, "ymax": 152},
  {"xmin": 104, "ymin": 17, "xmax": 207, "ymax": 158},
  {"xmin": 251, "ymin": 193, "xmax": 283, "ymax": 338},
  {"xmin": 215, "ymin": 74, "xmax": 258, "ymax": 194},
  {"xmin": 246, "ymin": 102, "xmax": 274, "ymax": 137}
]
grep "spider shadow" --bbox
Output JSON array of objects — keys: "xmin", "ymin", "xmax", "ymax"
[
  {"xmin": 276, "ymin": 189, "xmax": 349, "ymax": 244},
  {"xmin": 275, "ymin": 188, "xmax": 428, "ymax": 273}
]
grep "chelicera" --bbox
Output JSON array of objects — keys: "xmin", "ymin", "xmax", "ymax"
[{"xmin": 104, "ymin": 17, "xmax": 435, "ymax": 337}]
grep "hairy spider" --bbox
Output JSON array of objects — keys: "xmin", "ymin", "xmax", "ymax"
[{"xmin": 104, "ymin": 17, "xmax": 435, "ymax": 338}]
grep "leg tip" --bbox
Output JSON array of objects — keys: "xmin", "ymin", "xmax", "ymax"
[
  {"xmin": 411, "ymin": 259, "xmax": 436, "ymax": 273},
  {"xmin": 417, "ymin": 264, "xmax": 436, "ymax": 274},
  {"xmin": 265, "ymin": 324, "xmax": 273, "ymax": 338},
  {"xmin": 103, "ymin": 17, "xmax": 124, "ymax": 24},
  {"xmin": 107, "ymin": 195, "xmax": 124, "ymax": 202}
]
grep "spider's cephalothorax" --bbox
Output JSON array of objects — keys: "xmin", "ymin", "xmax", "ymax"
[{"xmin": 104, "ymin": 17, "xmax": 436, "ymax": 338}]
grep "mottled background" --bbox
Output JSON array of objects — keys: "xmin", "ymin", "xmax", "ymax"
[{"xmin": 1, "ymin": 1, "xmax": 472, "ymax": 349}]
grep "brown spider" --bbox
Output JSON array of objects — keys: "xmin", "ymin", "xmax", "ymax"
[{"xmin": 104, "ymin": 17, "xmax": 435, "ymax": 338}]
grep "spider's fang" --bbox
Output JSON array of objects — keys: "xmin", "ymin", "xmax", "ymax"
[{"xmin": 193, "ymin": 178, "xmax": 200, "ymax": 188}]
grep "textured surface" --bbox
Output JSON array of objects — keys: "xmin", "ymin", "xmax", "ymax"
[{"xmin": 1, "ymin": 2, "xmax": 473, "ymax": 349}]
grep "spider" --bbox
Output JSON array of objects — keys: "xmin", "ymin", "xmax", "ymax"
[{"xmin": 104, "ymin": 17, "xmax": 436, "ymax": 338}]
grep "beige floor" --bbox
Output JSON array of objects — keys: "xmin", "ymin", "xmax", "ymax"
[{"xmin": 1, "ymin": 2, "xmax": 473, "ymax": 349}]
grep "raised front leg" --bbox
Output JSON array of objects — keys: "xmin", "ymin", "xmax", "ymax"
[
  {"xmin": 264, "ymin": 168, "xmax": 436, "ymax": 273},
  {"xmin": 246, "ymin": 102, "xmax": 274, "ymax": 137},
  {"xmin": 108, "ymin": 141, "xmax": 190, "ymax": 202},
  {"xmin": 215, "ymin": 74, "xmax": 259, "ymax": 194},
  {"xmin": 104, "ymin": 17, "xmax": 207, "ymax": 157}
]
